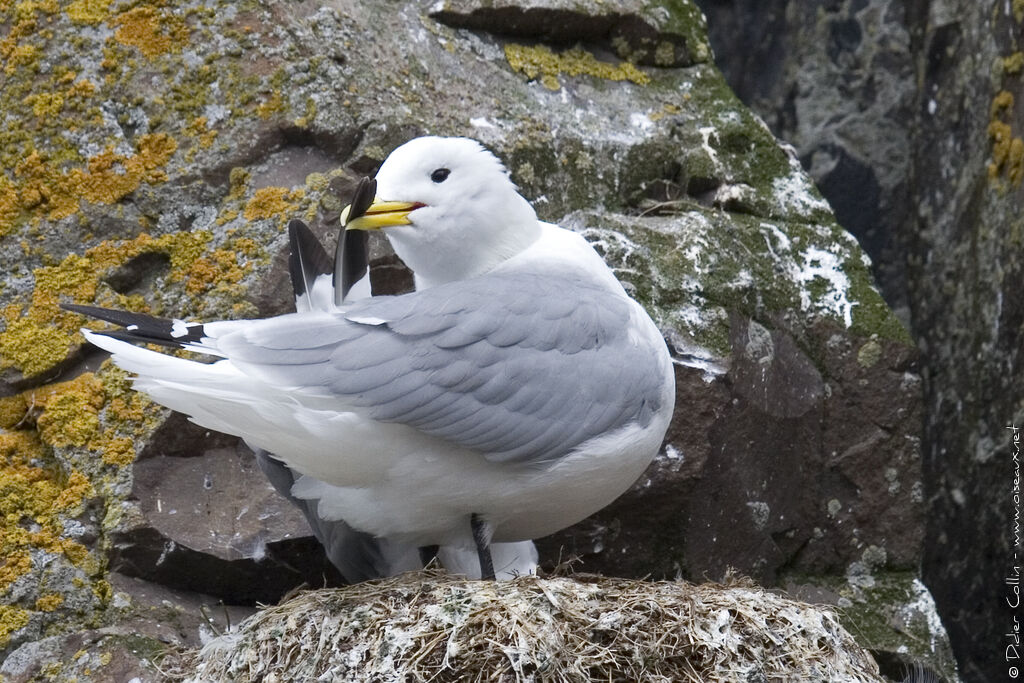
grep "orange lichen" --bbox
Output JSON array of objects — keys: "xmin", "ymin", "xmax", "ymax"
[
  {"xmin": 73, "ymin": 133, "xmax": 178, "ymax": 204},
  {"xmin": 184, "ymin": 247, "xmax": 252, "ymax": 295},
  {"xmin": 111, "ymin": 6, "xmax": 189, "ymax": 59},
  {"xmin": 11, "ymin": 133, "xmax": 177, "ymax": 223}
]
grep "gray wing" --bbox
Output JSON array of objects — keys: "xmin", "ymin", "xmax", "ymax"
[{"xmin": 219, "ymin": 271, "xmax": 667, "ymax": 465}]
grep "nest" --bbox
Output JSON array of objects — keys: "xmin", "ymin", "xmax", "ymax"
[{"xmin": 174, "ymin": 572, "xmax": 882, "ymax": 682}]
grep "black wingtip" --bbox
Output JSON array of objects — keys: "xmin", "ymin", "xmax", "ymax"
[
  {"xmin": 288, "ymin": 219, "xmax": 332, "ymax": 301},
  {"xmin": 337, "ymin": 230, "xmax": 369, "ymax": 303},
  {"xmin": 345, "ymin": 177, "xmax": 377, "ymax": 227},
  {"xmin": 62, "ymin": 303, "xmax": 205, "ymax": 347},
  {"xmin": 333, "ymin": 177, "xmax": 374, "ymax": 305}
]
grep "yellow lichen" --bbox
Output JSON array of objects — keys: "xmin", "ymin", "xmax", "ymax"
[
  {"xmin": 243, "ymin": 186, "xmax": 304, "ymax": 221},
  {"xmin": 257, "ymin": 90, "xmax": 285, "ymax": 119},
  {"xmin": 10, "ymin": 133, "xmax": 177, "ymax": 225},
  {"xmin": 0, "ymin": 176, "xmax": 20, "ymax": 237},
  {"xmin": 111, "ymin": 6, "xmax": 189, "ymax": 59},
  {"xmin": 34, "ymin": 593, "xmax": 64, "ymax": 612},
  {"xmin": 0, "ymin": 392, "xmax": 30, "ymax": 429},
  {"xmin": 0, "ymin": 317, "xmax": 75, "ymax": 378},
  {"xmin": 228, "ymin": 167, "xmax": 251, "ymax": 200},
  {"xmin": 0, "ymin": 605, "xmax": 30, "ymax": 647},
  {"xmin": 0, "ymin": 430, "xmax": 92, "ymax": 592},
  {"xmin": 185, "ymin": 115, "xmax": 217, "ymax": 150},
  {"xmin": 0, "ymin": 229, "xmax": 209, "ymax": 377},
  {"xmin": 4, "ymin": 43, "xmax": 39, "ymax": 74},
  {"xmin": 305, "ymin": 172, "xmax": 329, "ymax": 192},
  {"xmin": 504, "ymin": 44, "xmax": 650, "ymax": 91},
  {"xmin": 1015, "ymin": 0, "xmax": 1024, "ymax": 23},
  {"xmin": 25, "ymin": 91, "xmax": 63, "ymax": 118},
  {"xmin": 988, "ymin": 90, "xmax": 1024, "ymax": 185},
  {"xmin": 100, "ymin": 436, "xmax": 136, "ymax": 466},
  {"xmin": 65, "ymin": 0, "xmax": 111, "ymax": 24},
  {"xmin": 654, "ymin": 41, "xmax": 676, "ymax": 67},
  {"xmin": 1004, "ymin": 51, "xmax": 1024, "ymax": 75},
  {"xmin": 92, "ymin": 578, "xmax": 112, "ymax": 603},
  {"xmin": 34, "ymin": 375, "xmax": 104, "ymax": 449},
  {"xmin": 55, "ymin": 470, "xmax": 94, "ymax": 511}
]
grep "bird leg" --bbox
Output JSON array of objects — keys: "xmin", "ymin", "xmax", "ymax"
[
  {"xmin": 470, "ymin": 513, "xmax": 495, "ymax": 580},
  {"xmin": 418, "ymin": 544, "xmax": 439, "ymax": 567}
]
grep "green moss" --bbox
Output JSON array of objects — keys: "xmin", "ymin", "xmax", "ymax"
[
  {"xmin": 658, "ymin": 0, "xmax": 712, "ymax": 64},
  {"xmin": 782, "ymin": 571, "xmax": 957, "ymax": 681},
  {"xmin": 843, "ymin": 253, "xmax": 912, "ymax": 343}
]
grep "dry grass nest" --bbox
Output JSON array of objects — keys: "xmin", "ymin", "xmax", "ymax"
[{"xmin": 169, "ymin": 571, "xmax": 882, "ymax": 682}]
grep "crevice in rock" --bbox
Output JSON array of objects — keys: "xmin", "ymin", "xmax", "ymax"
[
  {"xmin": 102, "ymin": 252, "xmax": 171, "ymax": 296},
  {"xmin": 430, "ymin": 6, "xmax": 696, "ymax": 67},
  {"xmin": 200, "ymin": 124, "xmax": 366, "ymax": 192}
]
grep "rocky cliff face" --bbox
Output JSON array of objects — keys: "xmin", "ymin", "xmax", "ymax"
[
  {"xmin": 696, "ymin": 0, "xmax": 1023, "ymax": 680},
  {"xmin": 0, "ymin": 0, "xmax": 954, "ymax": 679}
]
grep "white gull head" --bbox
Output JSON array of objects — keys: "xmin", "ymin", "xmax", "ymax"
[{"xmin": 349, "ymin": 136, "xmax": 542, "ymax": 289}]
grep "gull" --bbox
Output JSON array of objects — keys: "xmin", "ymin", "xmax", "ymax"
[{"xmin": 65, "ymin": 136, "xmax": 676, "ymax": 581}]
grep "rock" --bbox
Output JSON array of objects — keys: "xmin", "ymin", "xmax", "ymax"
[
  {"xmin": 695, "ymin": 0, "xmax": 917, "ymax": 318},
  {"xmin": 537, "ymin": 208, "xmax": 924, "ymax": 587},
  {"xmin": 111, "ymin": 439, "xmax": 344, "ymax": 604},
  {"xmin": 0, "ymin": 0, "xmax": 946, "ymax": 674},
  {"xmin": 430, "ymin": 0, "xmax": 713, "ymax": 67},
  {"xmin": 786, "ymin": 571, "xmax": 957, "ymax": 683},
  {"xmin": 692, "ymin": 0, "xmax": 1023, "ymax": 679},
  {"xmin": 0, "ymin": 572, "xmax": 254, "ymax": 683}
]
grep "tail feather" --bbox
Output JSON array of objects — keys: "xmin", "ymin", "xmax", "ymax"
[
  {"xmin": 288, "ymin": 220, "xmax": 334, "ymax": 313},
  {"xmin": 82, "ymin": 330, "xmax": 232, "ymax": 382}
]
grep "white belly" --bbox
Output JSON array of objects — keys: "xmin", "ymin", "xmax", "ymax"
[{"xmin": 290, "ymin": 378, "xmax": 673, "ymax": 547}]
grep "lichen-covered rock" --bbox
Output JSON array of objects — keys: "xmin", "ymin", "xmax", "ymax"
[
  {"xmin": 0, "ymin": 0, "xmax": 943, "ymax": 674},
  {"xmin": 693, "ymin": 0, "xmax": 1024, "ymax": 680},
  {"xmin": 0, "ymin": 572, "xmax": 254, "ymax": 682},
  {"xmin": 786, "ymin": 571, "xmax": 957, "ymax": 683}
]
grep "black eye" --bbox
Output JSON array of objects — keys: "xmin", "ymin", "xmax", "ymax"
[{"xmin": 430, "ymin": 168, "xmax": 450, "ymax": 183}]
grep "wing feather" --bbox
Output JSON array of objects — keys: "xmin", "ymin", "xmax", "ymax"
[{"xmin": 209, "ymin": 270, "xmax": 667, "ymax": 465}]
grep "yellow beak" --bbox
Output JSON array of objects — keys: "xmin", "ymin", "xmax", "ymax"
[{"xmin": 342, "ymin": 198, "xmax": 424, "ymax": 231}]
